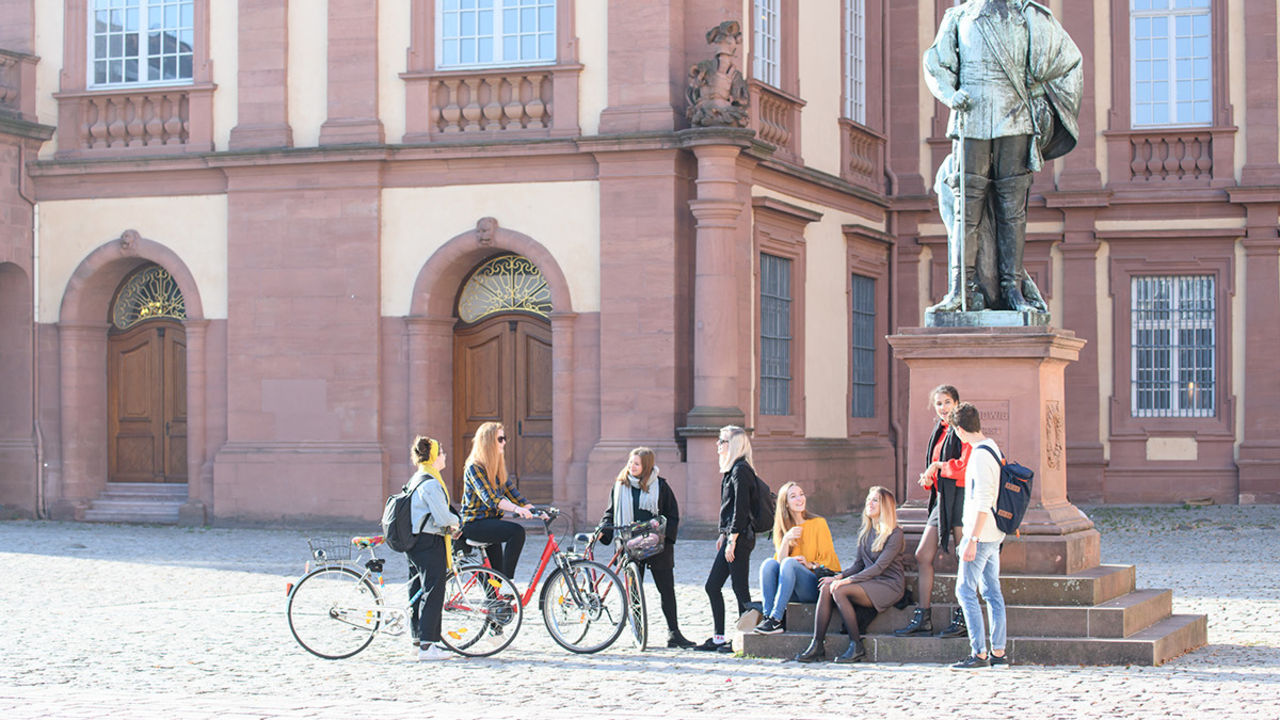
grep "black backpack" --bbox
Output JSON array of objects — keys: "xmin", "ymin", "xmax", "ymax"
[
  {"xmin": 380, "ymin": 477, "xmax": 427, "ymax": 553},
  {"xmin": 748, "ymin": 472, "xmax": 776, "ymax": 535},
  {"xmin": 976, "ymin": 444, "xmax": 1034, "ymax": 535}
]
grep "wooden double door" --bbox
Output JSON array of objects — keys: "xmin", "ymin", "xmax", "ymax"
[
  {"xmin": 452, "ymin": 315, "xmax": 553, "ymax": 502},
  {"xmin": 107, "ymin": 320, "xmax": 187, "ymax": 483}
]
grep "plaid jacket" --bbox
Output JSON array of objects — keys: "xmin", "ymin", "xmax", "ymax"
[{"xmin": 460, "ymin": 462, "xmax": 530, "ymax": 523}]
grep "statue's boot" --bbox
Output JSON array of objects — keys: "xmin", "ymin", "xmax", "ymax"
[
  {"xmin": 993, "ymin": 173, "xmax": 1035, "ymax": 312},
  {"xmin": 927, "ymin": 173, "xmax": 989, "ymax": 313}
]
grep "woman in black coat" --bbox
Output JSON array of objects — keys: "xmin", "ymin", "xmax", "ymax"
[
  {"xmin": 598, "ymin": 447, "xmax": 694, "ymax": 648},
  {"xmin": 694, "ymin": 425, "xmax": 757, "ymax": 652}
]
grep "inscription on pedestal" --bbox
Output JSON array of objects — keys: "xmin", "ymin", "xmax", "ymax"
[{"xmin": 972, "ymin": 400, "xmax": 1010, "ymax": 447}]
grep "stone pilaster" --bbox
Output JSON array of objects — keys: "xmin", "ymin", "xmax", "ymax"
[
  {"xmin": 319, "ymin": 0, "xmax": 384, "ymax": 145},
  {"xmin": 229, "ymin": 0, "xmax": 293, "ymax": 150}
]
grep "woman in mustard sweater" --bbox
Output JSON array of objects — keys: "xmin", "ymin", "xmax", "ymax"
[{"xmin": 752, "ymin": 482, "xmax": 840, "ymax": 635}]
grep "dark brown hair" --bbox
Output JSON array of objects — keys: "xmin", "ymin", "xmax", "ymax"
[
  {"xmin": 949, "ymin": 402, "xmax": 981, "ymax": 433},
  {"xmin": 411, "ymin": 435, "xmax": 438, "ymax": 465},
  {"xmin": 929, "ymin": 384, "xmax": 960, "ymax": 406}
]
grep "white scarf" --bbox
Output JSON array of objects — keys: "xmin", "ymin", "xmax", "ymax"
[{"xmin": 613, "ymin": 467, "xmax": 661, "ymax": 526}]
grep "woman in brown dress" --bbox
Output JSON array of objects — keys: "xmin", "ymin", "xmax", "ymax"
[{"xmin": 793, "ymin": 485, "xmax": 905, "ymax": 664}]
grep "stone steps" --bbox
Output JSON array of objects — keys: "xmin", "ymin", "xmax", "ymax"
[
  {"xmin": 83, "ymin": 483, "xmax": 186, "ymax": 525},
  {"xmin": 737, "ymin": 613, "xmax": 1207, "ymax": 666},
  {"xmin": 737, "ymin": 564, "xmax": 1206, "ymax": 666}
]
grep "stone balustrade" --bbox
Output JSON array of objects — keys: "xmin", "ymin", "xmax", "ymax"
[
  {"xmin": 53, "ymin": 84, "xmax": 214, "ymax": 157},
  {"xmin": 841, "ymin": 118, "xmax": 886, "ymax": 196},
  {"xmin": 1106, "ymin": 126, "xmax": 1235, "ymax": 188},
  {"xmin": 0, "ymin": 54, "xmax": 17, "ymax": 114},
  {"xmin": 749, "ymin": 81, "xmax": 803, "ymax": 165},
  {"xmin": 401, "ymin": 64, "xmax": 582, "ymax": 142}
]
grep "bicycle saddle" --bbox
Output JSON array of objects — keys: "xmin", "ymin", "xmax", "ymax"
[{"xmin": 351, "ymin": 536, "xmax": 384, "ymax": 548}]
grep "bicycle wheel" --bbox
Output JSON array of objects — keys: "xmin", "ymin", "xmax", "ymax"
[
  {"xmin": 539, "ymin": 559, "xmax": 627, "ymax": 654},
  {"xmin": 623, "ymin": 562, "xmax": 648, "ymax": 651},
  {"xmin": 287, "ymin": 566, "xmax": 382, "ymax": 659},
  {"xmin": 439, "ymin": 565, "xmax": 522, "ymax": 657}
]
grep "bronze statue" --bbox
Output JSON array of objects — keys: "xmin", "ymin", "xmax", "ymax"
[
  {"xmin": 687, "ymin": 21, "xmax": 750, "ymax": 128},
  {"xmin": 923, "ymin": 0, "xmax": 1082, "ymax": 319}
]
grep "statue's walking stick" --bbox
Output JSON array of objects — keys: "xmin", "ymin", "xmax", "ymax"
[{"xmin": 954, "ymin": 109, "xmax": 967, "ymax": 313}]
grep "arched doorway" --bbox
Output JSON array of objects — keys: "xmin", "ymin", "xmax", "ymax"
[
  {"xmin": 106, "ymin": 264, "xmax": 188, "ymax": 484},
  {"xmin": 452, "ymin": 254, "xmax": 553, "ymax": 502}
]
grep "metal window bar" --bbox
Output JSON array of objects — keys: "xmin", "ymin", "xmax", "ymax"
[
  {"xmin": 851, "ymin": 273, "xmax": 875, "ymax": 418},
  {"xmin": 1130, "ymin": 274, "xmax": 1215, "ymax": 417},
  {"xmin": 844, "ymin": 0, "xmax": 865, "ymax": 123},
  {"xmin": 760, "ymin": 253, "xmax": 792, "ymax": 416}
]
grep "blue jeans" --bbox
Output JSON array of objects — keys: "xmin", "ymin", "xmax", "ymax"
[
  {"xmin": 955, "ymin": 540, "xmax": 1006, "ymax": 657},
  {"xmin": 759, "ymin": 556, "xmax": 820, "ymax": 620}
]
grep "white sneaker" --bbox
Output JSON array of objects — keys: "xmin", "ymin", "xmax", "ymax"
[{"xmin": 417, "ymin": 644, "xmax": 453, "ymax": 661}]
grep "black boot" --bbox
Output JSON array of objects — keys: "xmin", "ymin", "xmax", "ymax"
[
  {"xmin": 893, "ymin": 607, "xmax": 932, "ymax": 637},
  {"xmin": 793, "ymin": 640, "xmax": 826, "ymax": 663},
  {"xmin": 992, "ymin": 173, "xmax": 1035, "ymax": 312},
  {"xmin": 666, "ymin": 630, "xmax": 696, "ymax": 649},
  {"xmin": 833, "ymin": 638, "xmax": 867, "ymax": 664},
  {"xmin": 936, "ymin": 607, "xmax": 967, "ymax": 638}
]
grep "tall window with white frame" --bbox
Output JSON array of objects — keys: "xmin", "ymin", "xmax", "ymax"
[
  {"xmin": 1131, "ymin": 275, "xmax": 1215, "ymax": 417},
  {"xmin": 1131, "ymin": 0, "xmax": 1212, "ymax": 126},
  {"xmin": 850, "ymin": 273, "xmax": 875, "ymax": 418},
  {"xmin": 438, "ymin": 0, "xmax": 557, "ymax": 69},
  {"xmin": 90, "ymin": 0, "xmax": 194, "ymax": 87},
  {"xmin": 753, "ymin": 0, "xmax": 780, "ymax": 87},
  {"xmin": 844, "ymin": 0, "xmax": 866, "ymax": 124},
  {"xmin": 760, "ymin": 253, "xmax": 792, "ymax": 416}
]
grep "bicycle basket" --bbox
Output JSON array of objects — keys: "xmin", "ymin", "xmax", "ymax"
[
  {"xmin": 619, "ymin": 517, "xmax": 667, "ymax": 562},
  {"xmin": 307, "ymin": 538, "xmax": 353, "ymax": 564}
]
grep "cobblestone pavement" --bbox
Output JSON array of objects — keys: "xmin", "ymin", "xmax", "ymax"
[{"xmin": 1, "ymin": 504, "xmax": 1278, "ymax": 719}]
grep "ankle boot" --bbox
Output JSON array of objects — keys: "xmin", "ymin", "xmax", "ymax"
[
  {"xmin": 794, "ymin": 640, "xmax": 826, "ymax": 663},
  {"xmin": 893, "ymin": 607, "xmax": 932, "ymax": 637},
  {"xmin": 936, "ymin": 607, "xmax": 967, "ymax": 638},
  {"xmin": 833, "ymin": 638, "xmax": 867, "ymax": 664}
]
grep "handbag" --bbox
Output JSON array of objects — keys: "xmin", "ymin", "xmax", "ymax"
[
  {"xmin": 812, "ymin": 564, "xmax": 837, "ymax": 580},
  {"xmin": 620, "ymin": 516, "xmax": 668, "ymax": 562}
]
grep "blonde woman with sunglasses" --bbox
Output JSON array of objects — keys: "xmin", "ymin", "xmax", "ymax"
[
  {"xmin": 459, "ymin": 422, "xmax": 537, "ymax": 579},
  {"xmin": 694, "ymin": 426, "xmax": 758, "ymax": 652}
]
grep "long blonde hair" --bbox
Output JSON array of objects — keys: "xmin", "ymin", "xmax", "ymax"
[
  {"xmin": 465, "ymin": 422, "xmax": 507, "ymax": 487},
  {"xmin": 717, "ymin": 425, "xmax": 753, "ymax": 473},
  {"xmin": 615, "ymin": 447, "xmax": 656, "ymax": 491},
  {"xmin": 857, "ymin": 485, "xmax": 899, "ymax": 553},
  {"xmin": 771, "ymin": 481, "xmax": 816, "ymax": 548}
]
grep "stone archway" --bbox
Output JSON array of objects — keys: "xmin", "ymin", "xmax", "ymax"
[
  {"xmin": 407, "ymin": 218, "xmax": 582, "ymax": 513},
  {"xmin": 53, "ymin": 230, "xmax": 209, "ymax": 522}
]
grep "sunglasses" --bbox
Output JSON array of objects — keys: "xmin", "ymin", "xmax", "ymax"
[
  {"xmin": 497, "ymin": 436, "xmax": 508, "ymax": 444},
  {"xmin": 716, "ymin": 439, "xmax": 728, "ymax": 446}
]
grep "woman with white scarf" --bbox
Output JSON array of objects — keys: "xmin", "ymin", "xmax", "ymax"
[{"xmin": 597, "ymin": 447, "xmax": 694, "ymax": 649}]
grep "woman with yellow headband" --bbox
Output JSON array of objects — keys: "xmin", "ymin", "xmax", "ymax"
[{"xmin": 407, "ymin": 435, "xmax": 462, "ymax": 661}]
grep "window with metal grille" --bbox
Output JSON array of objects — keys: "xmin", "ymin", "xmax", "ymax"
[
  {"xmin": 844, "ymin": 0, "xmax": 865, "ymax": 124},
  {"xmin": 1131, "ymin": 0, "xmax": 1212, "ymax": 126},
  {"xmin": 90, "ymin": 0, "xmax": 194, "ymax": 87},
  {"xmin": 851, "ymin": 273, "xmax": 875, "ymax": 418},
  {"xmin": 1131, "ymin": 274, "xmax": 1215, "ymax": 417},
  {"xmin": 753, "ymin": 0, "xmax": 780, "ymax": 87},
  {"xmin": 438, "ymin": 0, "xmax": 557, "ymax": 69},
  {"xmin": 760, "ymin": 253, "xmax": 792, "ymax": 416}
]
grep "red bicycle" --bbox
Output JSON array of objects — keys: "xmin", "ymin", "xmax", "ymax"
[{"xmin": 459, "ymin": 505, "xmax": 629, "ymax": 653}]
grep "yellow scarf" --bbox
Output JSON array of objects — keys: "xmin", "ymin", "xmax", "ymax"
[{"xmin": 418, "ymin": 440, "xmax": 453, "ymax": 570}]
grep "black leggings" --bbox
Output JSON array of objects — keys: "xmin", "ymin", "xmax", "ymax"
[
  {"xmin": 461, "ymin": 518, "xmax": 526, "ymax": 579},
  {"xmin": 405, "ymin": 534, "xmax": 447, "ymax": 644},
  {"xmin": 637, "ymin": 545, "xmax": 682, "ymax": 635},
  {"xmin": 704, "ymin": 533, "xmax": 755, "ymax": 636}
]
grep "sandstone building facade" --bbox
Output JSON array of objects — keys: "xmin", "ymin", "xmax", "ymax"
[{"xmin": 0, "ymin": 0, "xmax": 1276, "ymax": 526}]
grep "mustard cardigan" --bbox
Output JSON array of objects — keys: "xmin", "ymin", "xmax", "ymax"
[{"xmin": 774, "ymin": 516, "xmax": 841, "ymax": 571}]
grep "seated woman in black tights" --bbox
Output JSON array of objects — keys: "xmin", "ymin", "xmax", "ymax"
[
  {"xmin": 459, "ymin": 421, "xmax": 537, "ymax": 580},
  {"xmin": 794, "ymin": 485, "xmax": 905, "ymax": 664}
]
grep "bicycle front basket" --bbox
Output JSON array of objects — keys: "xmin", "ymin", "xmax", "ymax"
[
  {"xmin": 306, "ymin": 538, "xmax": 353, "ymax": 565},
  {"xmin": 619, "ymin": 517, "xmax": 667, "ymax": 562}
]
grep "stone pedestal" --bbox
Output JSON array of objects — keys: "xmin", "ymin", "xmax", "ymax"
[{"xmin": 887, "ymin": 326, "xmax": 1099, "ymax": 575}]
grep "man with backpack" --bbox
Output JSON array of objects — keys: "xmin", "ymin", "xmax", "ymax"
[{"xmin": 948, "ymin": 403, "xmax": 1011, "ymax": 669}]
